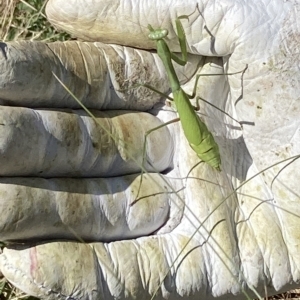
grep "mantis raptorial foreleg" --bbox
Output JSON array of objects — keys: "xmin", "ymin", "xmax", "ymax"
[{"xmin": 147, "ymin": 5, "xmax": 200, "ymax": 67}]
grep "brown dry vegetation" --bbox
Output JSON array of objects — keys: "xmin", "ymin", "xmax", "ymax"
[
  {"xmin": 0, "ymin": 0, "xmax": 70, "ymax": 41},
  {"xmin": 0, "ymin": 1, "xmax": 299, "ymax": 299}
]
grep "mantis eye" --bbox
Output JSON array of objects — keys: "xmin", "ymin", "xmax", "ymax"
[{"xmin": 160, "ymin": 29, "xmax": 168, "ymax": 38}]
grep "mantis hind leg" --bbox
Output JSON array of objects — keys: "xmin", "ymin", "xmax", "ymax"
[{"xmin": 132, "ymin": 116, "xmax": 180, "ymax": 205}]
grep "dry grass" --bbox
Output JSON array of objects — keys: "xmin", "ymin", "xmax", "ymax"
[
  {"xmin": 0, "ymin": 277, "xmax": 38, "ymax": 300},
  {"xmin": 0, "ymin": 0, "xmax": 299, "ymax": 299},
  {"xmin": 258, "ymin": 290, "xmax": 300, "ymax": 300},
  {"xmin": 0, "ymin": 0, "xmax": 70, "ymax": 41}
]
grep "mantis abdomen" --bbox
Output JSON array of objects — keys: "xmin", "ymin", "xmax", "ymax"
[{"xmin": 173, "ymin": 89, "xmax": 221, "ymax": 171}]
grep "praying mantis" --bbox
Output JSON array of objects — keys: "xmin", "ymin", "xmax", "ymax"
[{"xmin": 138, "ymin": 6, "xmax": 248, "ymax": 172}]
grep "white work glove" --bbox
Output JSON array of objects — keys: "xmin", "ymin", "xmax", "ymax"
[{"xmin": 0, "ymin": 0, "xmax": 299, "ymax": 299}]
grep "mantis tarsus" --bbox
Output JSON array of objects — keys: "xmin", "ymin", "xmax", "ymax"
[{"xmin": 139, "ymin": 5, "xmax": 248, "ymax": 172}]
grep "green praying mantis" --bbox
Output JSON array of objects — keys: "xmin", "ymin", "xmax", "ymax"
[{"xmin": 137, "ymin": 5, "xmax": 248, "ymax": 172}]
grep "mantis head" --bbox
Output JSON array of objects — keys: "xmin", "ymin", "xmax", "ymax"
[{"xmin": 147, "ymin": 24, "xmax": 169, "ymax": 41}]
